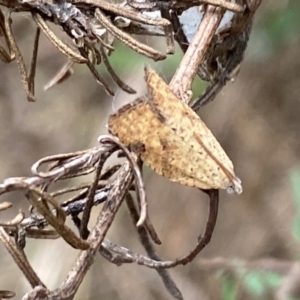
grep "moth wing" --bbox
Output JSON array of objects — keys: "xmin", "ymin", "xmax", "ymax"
[
  {"xmin": 108, "ymin": 99, "xmax": 157, "ymax": 147},
  {"xmin": 108, "ymin": 99, "xmax": 170, "ymax": 168},
  {"xmin": 153, "ymin": 130, "xmax": 235, "ymax": 190},
  {"xmin": 145, "ymin": 66, "xmax": 241, "ymax": 192},
  {"xmin": 109, "ymin": 68, "xmax": 242, "ymax": 193},
  {"xmin": 108, "ymin": 99, "xmax": 212, "ymax": 188}
]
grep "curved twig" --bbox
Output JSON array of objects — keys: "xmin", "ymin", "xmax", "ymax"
[
  {"xmin": 32, "ymin": 13, "xmax": 87, "ymax": 64},
  {"xmin": 98, "ymin": 135, "xmax": 147, "ymax": 227},
  {"xmin": 26, "ymin": 187, "xmax": 90, "ymax": 250},
  {"xmin": 4, "ymin": 10, "xmax": 36, "ymax": 101},
  {"xmin": 125, "ymin": 193, "xmax": 183, "ymax": 300},
  {"xmin": 95, "ymin": 8, "xmax": 166, "ymax": 61},
  {"xmin": 102, "ymin": 190, "xmax": 219, "ymax": 269},
  {"xmin": 0, "ymin": 226, "xmax": 46, "ymax": 288}
]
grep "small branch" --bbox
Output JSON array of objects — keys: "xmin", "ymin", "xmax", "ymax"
[
  {"xmin": 99, "ymin": 135, "xmax": 147, "ymax": 227},
  {"xmin": 80, "ymin": 155, "xmax": 107, "ymax": 239},
  {"xmin": 100, "ymin": 240, "xmax": 300, "ymax": 276},
  {"xmin": 52, "ymin": 163, "xmax": 133, "ymax": 300},
  {"xmin": 125, "ymin": 193, "xmax": 183, "ymax": 300},
  {"xmin": 101, "ymin": 190, "xmax": 219, "ymax": 269},
  {"xmin": 169, "ymin": 5, "xmax": 225, "ymax": 102},
  {"xmin": 0, "ymin": 227, "xmax": 45, "ymax": 288}
]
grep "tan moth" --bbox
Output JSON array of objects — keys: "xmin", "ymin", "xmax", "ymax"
[{"xmin": 108, "ymin": 66, "xmax": 242, "ymax": 194}]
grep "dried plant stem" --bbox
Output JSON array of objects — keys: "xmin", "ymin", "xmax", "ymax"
[
  {"xmin": 78, "ymin": 46, "xmax": 115, "ymax": 95},
  {"xmin": 27, "ymin": 188, "xmax": 90, "ymax": 250},
  {"xmin": 55, "ymin": 163, "xmax": 133, "ymax": 300},
  {"xmin": 44, "ymin": 59, "xmax": 74, "ymax": 91},
  {"xmin": 94, "ymin": 8, "xmax": 166, "ymax": 61},
  {"xmin": 98, "ymin": 45, "xmax": 136, "ymax": 94},
  {"xmin": 99, "ymin": 135, "xmax": 148, "ymax": 227},
  {"xmin": 125, "ymin": 193, "xmax": 183, "ymax": 300},
  {"xmin": 169, "ymin": 5, "xmax": 225, "ymax": 102},
  {"xmin": 201, "ymin": 0, "xmax": 243, "ymax": 12},
  {"xmin": 72, "ymin": 0, "xmax": 170, "ymax": 27},
  {"xmin": 101, "ymin": 190, "xmax": 219, "ymax": 269},
  {"xmin": 80, "ymin": 156, "xmax": 106, "ymax": 239},
  {"xmin": 32, "ymin": 13, "xmax": 86, "ymax": 64},
  {"xmin": 127, "ymin": 0, "xmax": 243, "ymax": 13},
  {"xmin": 4, "ymin": 11, "xmax": 36, "ymax": 102},
  {"xmin": 28, "ymin": 27, "xmax": 40, "ymax": 95},
  {"xmin": 101, "ymin": 239, "xmax": 299, "ymax": 275},
  {"xmin": 0, "ymin": 227, "xmax": 45, "ymax": 288}
]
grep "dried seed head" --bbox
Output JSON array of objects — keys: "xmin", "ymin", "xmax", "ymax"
[{"xmin": 108, "ymin": 66, "xmax": 242, "ymax": 194}]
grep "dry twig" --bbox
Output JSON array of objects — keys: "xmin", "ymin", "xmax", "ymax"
[{"xmin": 0, "ymin": 1, "xmax": 264, "ymax": 299}]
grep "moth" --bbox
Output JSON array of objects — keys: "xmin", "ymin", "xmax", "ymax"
[{"xmin": 108, "ymin": 66, "xmax": 242, "ymax": 194}]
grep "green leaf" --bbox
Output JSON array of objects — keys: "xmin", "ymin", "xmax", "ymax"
[
  {"xmin": 243, "ymin": 271, "xmax": 282, "ymax": 297},
  {"xmin": 222, "ymin": 277, "xmax": 238, "ymax": 300}
]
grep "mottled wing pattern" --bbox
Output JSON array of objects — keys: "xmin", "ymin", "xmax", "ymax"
[
  {"xmin": 108, "ymin": 98, "xmax": 170, "ymax": 172},
  {"xmin": 145, "ymin": 67, "xmax": 242, "ymax": 193},
  {"xmin": 108, "ymin": 67, "xmax": 242, "ymax": 193}
]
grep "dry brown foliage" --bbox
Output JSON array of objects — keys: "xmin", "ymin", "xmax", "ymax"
[{"xmin": 4, "ymin": 1, "xmax": 298, "ymax": 300}]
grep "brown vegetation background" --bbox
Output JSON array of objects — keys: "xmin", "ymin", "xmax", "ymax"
[{"xmin": 1, "ymin": 0, "xmax": 300, "ymax": 299}]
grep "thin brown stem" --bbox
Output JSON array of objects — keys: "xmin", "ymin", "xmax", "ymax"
[
  {"xmin": 125, "ymin": 193, "xmax": 183, "ymax": 300},
  {"xmin": 94, "ymin": 8, "xmax": 166, "ymax": 61},
  {"xmin": 78, "ymin": 46, "xmax": 115, "ymax": 96},
  {"xmin": 28, "ymin": 27, "xmax": 40, "ymax": 96},
  {"xmin": 5, "ymin": 11, "xmax": 36, "ymax": 101},
  {"xmin": 44, "ymin": 59, "xmax": 74, "ymax": 91},
  {"xmin": 32, "ymin": 13, "xmax": 86, "ymax": 64},
  {"xmin": 169, "ymin": 5, "xmax": 225, "ymax": 102},
  {"xmin": 27, "ymin": 187, "xmax": 90, "ymax": 250},
  {"xmin": 80, "ymin": 155, "xmax": 107, "ymax": 239},
  {"xmin": 54, "ymin": 163, "xmax": 133, "ymax": 300},
  {"xmin": 98, "ymin": 45, "xmax": 136, "ymax": 94},
  {"xmin": 98, "ymin": 135, "xmax": 147, "ymax": 227},
  {"xmin": 0, "ymin": 227, "xmax": 46, "ymax": 288}
]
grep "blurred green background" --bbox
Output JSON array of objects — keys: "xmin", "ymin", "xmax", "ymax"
[{"xmin": 1, "ymin": 0, "xmax": 300, "ymax": 299}]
